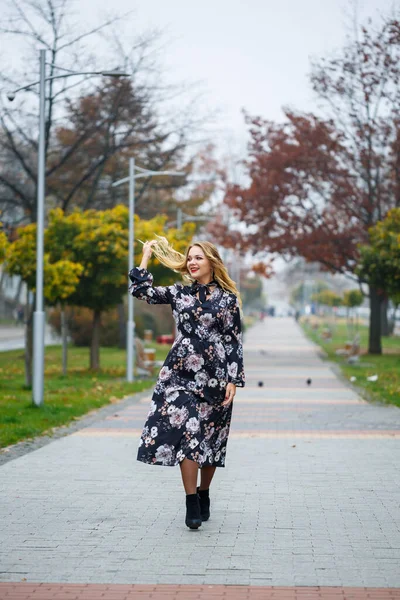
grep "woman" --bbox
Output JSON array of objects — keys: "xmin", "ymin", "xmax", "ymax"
[{"xmin": 129, "ymin": 237, "xmax": 245, "ymax": 530}]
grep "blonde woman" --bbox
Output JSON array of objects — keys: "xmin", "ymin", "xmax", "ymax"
[{"xmin": 129, "ymin": 238, "xmax": 245, "ymax": 529}]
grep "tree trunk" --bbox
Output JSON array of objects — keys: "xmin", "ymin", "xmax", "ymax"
[
  {"xmin": 368, "ymin": 286, "xmax": 382, "ymax": 355},
  {"xmin": 13, "ymin": 277, "xmax": 23, "ymax": 305},
  {"xmin": 386, "ymin": 301, "xmax": 396, "ymax": 336},
  {"xmin": 392, "ymin": 303, "xmax": 399, "ymax": 335},
  {"xmin": 0, "ymin": 268, "xmax": 5, "ymax": 295},
  {"xmin": 117, "ymin": 302, "xmax": 126, "ymax": 349},
  {"xmin": 90, "ymin": 309, "xmax": 101, "ymax": 370},
  {"xmin": 380, "ymin": 296, "xmax": 390, "ymax": 337},
  {"xmin": 61, "ymin": 306, "xmax": 68, "ymax": 376},
  {"xmin": 24, "ymin": 299, "xmax": 34, "ymax": 387}
]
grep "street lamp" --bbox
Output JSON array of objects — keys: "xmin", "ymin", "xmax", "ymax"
[
  {"xmin": 175, "ymin": 208, "xmax": 216, "ymax": 229},
  {"xmin": 112, "ymin": 158, "xmax": 185, "ymax": 382},
  {"xmin": 7, "ymin": 49, "xmax": 129, "ymax": 407}
]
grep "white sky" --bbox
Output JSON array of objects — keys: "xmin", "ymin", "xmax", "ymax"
[
  {"xmin": 4, "ymin": 0, "xmax": 398, "ymax": 157},
  {"xmin": 78, "ymin": 0, "xmax": 397, "ymax": 156},
  {"xmin": 4, "ymin": 0, "xmax": 397, "ymax": 291}
]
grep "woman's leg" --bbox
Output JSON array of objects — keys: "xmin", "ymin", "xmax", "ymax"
[
  {"xmin": 199, "ymin": 465, "xmax": 216, "ymax": 490},
  {"xmin": 179, "ymin": 458, "xmax": 199, "ymax": 494},
  {"xmin": 180, "ymin": 458, "xmax": 202, "ymax": 528}
]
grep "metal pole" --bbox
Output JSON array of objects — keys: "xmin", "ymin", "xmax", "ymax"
[
  {"xmin": 126, "ymin": 157, "xmax": 135, "ymax": 382},
  {"xmin": 32, "ymin": 49, "xmax": 46, "ymax": 407},
  {"xmin": 235, "ymin": 252, "xmax": 241, "ymax": 294},
  {"xmin": 177, "ymin": 207, "xmax": 183, "ymax": 229},
  {"xmin": 110, "ymin": 162, "xmax": 183, "ymax": 381}
]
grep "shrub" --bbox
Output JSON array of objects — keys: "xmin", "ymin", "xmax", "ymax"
[{"xmin": 49, "ymin": 301, "xmax": 175, "ymax": 347}]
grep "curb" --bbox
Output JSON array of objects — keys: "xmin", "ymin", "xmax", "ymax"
[{"xmin": 0, "ymin": 387, "xmax": 152, "ymax": 466}]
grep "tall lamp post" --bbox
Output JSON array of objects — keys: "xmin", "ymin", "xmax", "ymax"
[
  {"xmin": 175, "ymin": 208, "xmax": 216, "ymax": 229},
  {"xmin": 112, "ymin": 159, "xmax": 185, "ymax": 382},
  {"xmin": 7, "ymin": 49, "xmax": 129, "ymax": 407}
]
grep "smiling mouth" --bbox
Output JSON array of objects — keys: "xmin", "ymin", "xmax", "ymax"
[{"xmin": 190, "ymin": 268, "xmax": 199, "ymax": 272}]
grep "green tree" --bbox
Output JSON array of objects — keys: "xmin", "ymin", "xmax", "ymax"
[
  {"xmin": 342, "ymin": 290, "xmax": 364, "ymax": 309},
  {"xmin": 211, "ymin": 14, "xmax": 400, "ymax": 354},
  {"xmin": 342, "ymin": 289, "xmax": 364, "ymax": 337},
  {"xmin": 47, "ymin": 206, "xmax": 195, "ymax": 370},
  {"xmin": 240, "ymin": 275, "xmax": 264, "ymax": 309},
  {"xmin": 5, "ymin": 223, "xmax": 83, "ymax": 386},
  {"xmin": 0, "ymin": 228, "xmax": 8, "ymax": 262},
  {"xmin": 357, "ymin": 208, "xmax": 400, "ymax": 340},
  {"xmin": 357, "ymin": 209, "xmax": 400, "ymax": 299},
  {"xmin": 311, "ymin": 289, "xmax": 342, "ymax": 308},
  {"xmin": 4, "ymin": 206, "xmax": 196, "ymax": 377},
  {"xmin": 290, "ymin": 280, "xmax": 328, "ymax": 308}
]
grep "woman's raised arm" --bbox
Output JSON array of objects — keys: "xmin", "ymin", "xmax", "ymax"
[{"xmin": 129, "ymin": 240, "xmax": 175, "ymax": 305}]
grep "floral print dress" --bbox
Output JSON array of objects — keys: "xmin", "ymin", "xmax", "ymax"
[{"xmin": 128, "ymin": 267, "xmax": 245, "ymax": 468}]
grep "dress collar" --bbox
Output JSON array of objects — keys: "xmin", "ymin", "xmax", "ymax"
[{"xmin": 190, "ymin": 280, "xmax": 218, "ymax": 302}]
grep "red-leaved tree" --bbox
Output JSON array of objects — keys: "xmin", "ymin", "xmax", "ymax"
[{"xmin": 210, "ymin": 15, "xmax": 400, "ymax": 354}]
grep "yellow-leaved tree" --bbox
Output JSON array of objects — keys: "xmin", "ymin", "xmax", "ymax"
[
  {"xmin": 357, "ymin": 207, "xmax": 400, "ymax": 347},
  {"xmin": 5, "ymin": 222, "xmax": 83, "ymax": 385},
  {"xmin": 4, "ymin": 205, "xmax": 196, "ymax": 389},
  {"xmin": 0, "ymin": 227, "xmax": 9, "ymax": 263},
  {"xmin": 47, "ymin": 206, "xmax": 195, "ymax": 370}
]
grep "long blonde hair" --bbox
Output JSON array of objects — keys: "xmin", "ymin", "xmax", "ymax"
[{"xmin": 149, "ymin": 236, "xmax": 242, "ymax": 306}]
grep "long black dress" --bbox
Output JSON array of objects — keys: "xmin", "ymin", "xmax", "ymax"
[{"xmin": 128, "ymin": 267, "xmax": 245, "ymax": 467}]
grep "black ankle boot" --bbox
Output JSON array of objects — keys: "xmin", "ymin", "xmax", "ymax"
[
  {"xmin": 185, "ymin": 493, "xmax": 202, "ymax": 529},
  {"xmin": 197, "ymin": 487, "xmax": 210, "ymax": 522}
]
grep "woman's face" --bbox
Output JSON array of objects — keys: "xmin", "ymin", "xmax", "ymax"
[{"xmin": 186, "ymin": 245, "xmax": 212, "ymax": 283}]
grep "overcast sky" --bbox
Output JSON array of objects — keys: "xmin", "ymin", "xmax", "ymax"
[
  {"xmin": 4, "ymin": 0, "xmax": 398, "ymax": 157},
  {"xmin": 78, "ymin": 0, "xmax": 397, "ymax": 156},
  {"xmin": 3, "ymin": 0, "xmax": 397, "ymax": 288}
]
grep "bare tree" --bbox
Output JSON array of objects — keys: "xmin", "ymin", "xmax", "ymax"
[
  {"xmin": 0, "ymin": 0, "xmax": 216, "ymax": 385},
  {"xmin": 0, "ymin": 0, "xmax": 213, "ymax": 223}
]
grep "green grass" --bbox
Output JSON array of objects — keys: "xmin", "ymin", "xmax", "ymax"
[
  {"xmin": 0, "ymin": 343, "xmax": 170, "ymax": 449},
  {"xmin": 301, "ymin": 318, "xmax": 400, "ymax": 408},
  {"xmin": 0, "ymin": 318, "xmax": 17, "ymax": 326}
]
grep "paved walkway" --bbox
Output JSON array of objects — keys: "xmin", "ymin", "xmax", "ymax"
[
  {"xmin": 0, "ymin": 325, "xmax": 60, "ymax": 352},
  {"xmin": 1, "ymin": 318, "xmax": 400, "ymax": 598}
]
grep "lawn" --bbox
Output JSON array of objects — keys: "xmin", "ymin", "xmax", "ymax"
[
  {"xmin": 0, "ymin": 343, "xmax": 169, "ymax": 449},
  {"xmin": 301, "ymin": 317, "xmax": 400, "ymax": 408}
]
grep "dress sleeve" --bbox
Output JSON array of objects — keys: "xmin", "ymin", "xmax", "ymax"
[
  {"xmin": 222, "ymin": 295, "xmax": 245, "ymax": 387},
  {"xmin": 128, "ymin": 267, "xmax": 174, "ymax": 305}
]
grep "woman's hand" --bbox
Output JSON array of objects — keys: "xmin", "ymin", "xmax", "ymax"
[
  {"xmin": 222, "ymin": 382, "xmax": 236, "ymax": 407},
  {"xmin": 142, "ymin": 240, "xmax": 157, "ymax": 258},
  {"xmin": 139, "ymin": 240, "xmax": 157, "ymax": 270}
]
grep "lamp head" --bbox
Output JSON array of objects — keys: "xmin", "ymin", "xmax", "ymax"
[
  {"xmin": 101, "ymin": 70, "xmax": 130, "ymax": 78},
  {"xmin": 7, "ymin": 92, "xmax": 16, "ymax": 102}
]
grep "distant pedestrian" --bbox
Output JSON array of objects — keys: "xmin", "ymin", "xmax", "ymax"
[
  {"xmin": 15, "ymin": 305, "xmax": 24, "ymax": 326},
  {"xmin": 129, "ymin": 237, "xmax": 245, "ymax": 529}
]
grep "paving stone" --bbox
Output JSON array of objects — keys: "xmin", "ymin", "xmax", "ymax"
[{"xmin": 1, "ymin": 318, "xmax": 400, "ymax": 590}]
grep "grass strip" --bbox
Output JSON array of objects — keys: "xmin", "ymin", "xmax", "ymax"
[
  {"xmin": 301, "ymin": 317, "xmax": 400, "ymax": 408},
  {"xmin": 0, "ymin": 343, "xmax": 169, "ymax": 448}
]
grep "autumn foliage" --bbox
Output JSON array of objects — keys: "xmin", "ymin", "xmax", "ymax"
[
  {"xmin": 211, "ymin": 15, "xmax": 400, "ymax": 353},
  {"xmin": 4, "ymin": 206, "xmax": 195, "ymax": 371},
  {"xmin": 357, "ymin": 208, "xmax": 400, "ymax": 300},
  {"xmin": 0, "ymin": 228, "xmax": 8, "ymax": 263}
]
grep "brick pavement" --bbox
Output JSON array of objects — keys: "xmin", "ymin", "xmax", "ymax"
[
  {"xmin": 1, "ymin": 583, "xmax": 400, "ymax": 599},
  {"xmin": 1, "ymin": 317, "xmax": 400, "ymax": 597}
]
